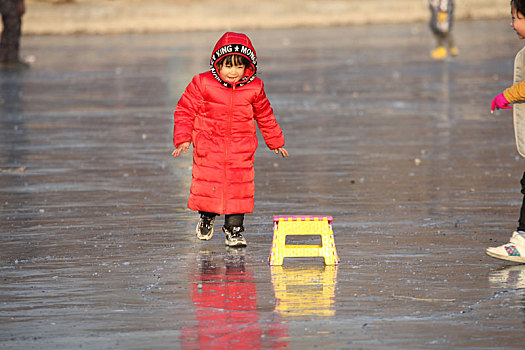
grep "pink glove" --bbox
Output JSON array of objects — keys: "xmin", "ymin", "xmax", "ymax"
[{"xmin": 491, "ymin": 93, "xmax": 511, "ymax": 111}]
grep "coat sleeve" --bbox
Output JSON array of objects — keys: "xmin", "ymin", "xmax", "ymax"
[
  {"xmin": 173, "ymin": 75, "xmax": 203, "ymax": 148},
  {"xmin": 252, "ymin": 82, "xmax": 285, "ymax": 150},
  {"xmin": 504, "ymin": 81, "xmax": 525, "ymax": 103}
]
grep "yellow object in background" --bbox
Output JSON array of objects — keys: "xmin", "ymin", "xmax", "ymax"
[
  {"xmin": 437, "ymin": 11, "xmax": 448, "ymax": 23},
  {"xmin": 430, "ymin": 46, "xmax": 447, "ymax": 60}
]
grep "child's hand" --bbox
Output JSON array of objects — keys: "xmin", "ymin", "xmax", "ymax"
[
  {"xmin": 491, "ymin": 93, "xmax": 511, "ymax": 113},
  {"xmin": 172, "ymin": 142, "xmax": 190, "ymax": 158},
  {"xmin": 274, "ymin": 147, "xmax": 289, "ymax": 158}
]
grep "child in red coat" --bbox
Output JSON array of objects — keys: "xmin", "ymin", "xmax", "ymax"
[{"xmin": 172, "ymin": 32, "xmax": 289, "ymax": 247}]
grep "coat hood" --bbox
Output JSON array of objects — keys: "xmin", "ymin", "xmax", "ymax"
[{"xmin": 210, "ymin": 32, "xmax": 257, "ymax": 88}]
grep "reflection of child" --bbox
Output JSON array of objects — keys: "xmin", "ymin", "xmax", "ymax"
[
  {"xmin": 172, "ymin": 32, "xmax": 289, "ymax": 248},
  {"xmin": 428, "ymin": 0, "xmax": 458, "ymax": 60},
  {"xmin": 487, "ymin": 0, "xmax": 525, "ymax": 263},
  {"xmin": 180, "ymin": 252, "xmax": 289, "ymax": 348}
]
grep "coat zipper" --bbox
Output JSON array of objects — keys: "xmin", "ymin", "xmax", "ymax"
[{"xmin": 223, "ymin": 84, "xmax": 235, "ymax": 212}]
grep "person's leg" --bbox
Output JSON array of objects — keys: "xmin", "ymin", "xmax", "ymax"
[
  {"xmin": 430, "ymin": 32, "xmax": 447, "ymax": 59},
  {"xmin": 486, "ymin": 173, "xmax": 525, "ymax": 263},
  {"xmin": 200, "ymin": 211, "xmax": 217, "ymax": 219},
  {"xmin": 196, "ymin": 211, "xmax": 217, "ymax": 241},
  {"xmin": 443, "ymin": 32, "xmax": 459, "ymax": 56},
  {"xmin": 0, "ymin": 1, "xmax": 9, "ymax": 62},
  {"xmin": 0, "ymin": 1, "xmax": 22, "ymax": 63},
  {"xmin": 517, "ymin": 172, "xmax": 525, "ymax": 232},
  {"xmin": 434, "ymin": 32, "xmax": 445, "ymax": 47},
  {"xmin": 224, "ymin": 214, "xmax": 244, "ymax": 230}
]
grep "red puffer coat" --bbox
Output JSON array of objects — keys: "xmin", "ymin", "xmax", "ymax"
[{"xmin": 173, "ymin": 32, "xmax": 285, "ymax": 215}]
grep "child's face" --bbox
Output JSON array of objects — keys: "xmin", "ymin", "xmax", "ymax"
[
  {"xmin": 511, "ymin": 6, "xmax": 525, "ymax": 39},
  {"xmin": 219, "ymin": 61, "xmax": 246, "ymax": 84}
]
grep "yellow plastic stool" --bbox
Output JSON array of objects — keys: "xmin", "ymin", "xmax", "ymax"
[{"xmin": 269, "ymin": 215, "xmax": 340, "ymax": 265}]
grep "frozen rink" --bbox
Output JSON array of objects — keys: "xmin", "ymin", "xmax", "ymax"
[{"xmin": 2, "ymin": 19, "xmax": 525, "ymax": 349}]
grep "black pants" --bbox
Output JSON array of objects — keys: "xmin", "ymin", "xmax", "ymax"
[
  {"xmin": 432, "ymin": 32, "xmax": 455, "ymax": 48},
  {"xmin": 0, "ymin": 0, "xmax": 22, "ymax": 62},
  {"xmin": 199, "ymin": 211, "xmax": 244, "ymax": 230},
  {"xmin": 518, "ymin": 172, "xmax": 525, "ymax": 232}
]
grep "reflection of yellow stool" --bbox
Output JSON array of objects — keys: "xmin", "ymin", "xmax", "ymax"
[
  {"xmin": 269, "ymin": 215, "xmax": 340, "ymax": 266},
  {"xmin": 271, "ymin": 265, "xmax": 338, "ymax": 317}
]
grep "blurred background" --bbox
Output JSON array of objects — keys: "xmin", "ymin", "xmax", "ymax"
[{"xmin": 24, "ymin": 0, "xmax": 508, "ymax": 35}]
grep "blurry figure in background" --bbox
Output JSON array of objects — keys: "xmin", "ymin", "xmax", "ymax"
[
  {"xmin": 0, "ymin": 0, "xmax": 28, "ymax": 68},
  {"xmin": 487, "ymin": 0, "xmax": 525, "ymax": 264},
  {"xmin": 429, "ymin": 0, "xmax": 458, "ymax": 60}
]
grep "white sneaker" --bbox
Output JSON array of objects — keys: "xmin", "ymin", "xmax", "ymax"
[{"xmin": 486, "ymin": 231, "xmax": 525, "ymax": 263}]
